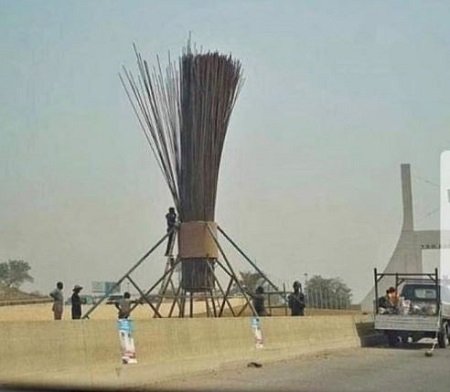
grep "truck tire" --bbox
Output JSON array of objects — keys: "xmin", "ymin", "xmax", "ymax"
[
  {"xmin": 437, "ymin": 325, "xmax": 448, "ymax": 349},
  {"xmin": 387, "ymin": 331, "xmax": 398, "ymax": 347}
]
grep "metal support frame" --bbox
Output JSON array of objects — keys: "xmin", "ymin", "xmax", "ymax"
[
  {"xmin": 206, "ymin": 223, "xmax": 258, "ymax": 317},
  {"xmin": 127, "ymin": 274, "xmax": 162, "ymax": 318},
  {"xmin": 129, "ymin": 258, "xmax": 181, "ymax": 315},
  {"xmin": 218, "ymin": 225, "xmax": 280, "ymax": 292},
  {"xmin": 83, "ymin": 222, "xmax": 282, "ymax": 319},
  {"xmin": 206, "ymin": 261, "xmax": 236, "ymax": 317},
  {"xmin": 373, "ymin": 268, "xmax": 441, "ymax": 315},
  {"xmin": 82, "ymin": 230, "xmax": 171, "ymax": 319},
  {"xmin": 217, "ymin": 225, "xmax": 290, "ymax": 306}
]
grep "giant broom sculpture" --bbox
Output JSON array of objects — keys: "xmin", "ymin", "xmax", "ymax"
[{"xmin": 83, "ymin": 43, "xmax": 282, "ymax": 318}]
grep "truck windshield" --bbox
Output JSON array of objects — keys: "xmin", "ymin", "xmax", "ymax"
[{"xmin": 401, "ymin": 285, "xmax": 437, "ymax": 301}]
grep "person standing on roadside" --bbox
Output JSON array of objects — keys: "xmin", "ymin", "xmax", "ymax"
[
  {"xmin": 71, "ymin": 285, "xmax": 83, "ymax": 320},
  {"xmin": 115, "ymin": 292, "xmax": 132, "ymax": 319},
  {"xmin": 288, "ymin": 281, "xmax": 306, "ymax": 316},
  {"xmin": 50, "ymin": 281, "xmax": 64, "ymax": 320},
  {"xmin": 252, "ymin": 286, "xmax": 268, "ymax": 316}
]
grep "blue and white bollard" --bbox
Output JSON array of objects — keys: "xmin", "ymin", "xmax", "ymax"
[
  {"xmin": 251, "ymin": 317, "xmax": 264, "ymax": 349},
  {"xmin": 117, "ymin": 319, "xmax": 137, "ymax": 364}
]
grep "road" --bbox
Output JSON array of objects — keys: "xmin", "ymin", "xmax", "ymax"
[{"xmin": 156, "ymin": 343, "xmax": 449, "ymax": 392}]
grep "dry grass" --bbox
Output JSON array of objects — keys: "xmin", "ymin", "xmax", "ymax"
[
  {"xmin": 0, "ymin": 297, "xmax": 362, "ymax": 322},
  {"xmin": 185, "ymin": 303, "xmax": 362, "ymax": 318},
  {"xmin": 0, "ymin": 298, "xmax": 247, "ymax": 322}
]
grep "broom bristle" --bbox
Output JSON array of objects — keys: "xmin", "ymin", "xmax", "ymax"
[
  {"xmin": 121, "ymin": 43, "xmax": 242, "ymax": 221},
  {"xmin": 121, "ymin": 42, "xmax": 243, "ymax": 291}
]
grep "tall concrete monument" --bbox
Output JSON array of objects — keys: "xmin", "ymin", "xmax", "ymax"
[{"xmin": 361, "ymin": 164, "xmax": 440, "ymax": 311}]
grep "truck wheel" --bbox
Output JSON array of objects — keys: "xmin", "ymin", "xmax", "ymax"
[
  {"xmin": 437, "ymin": 326, "xmax": 448, "ymax": 349},
  {"xmin": 387, "ymin": 331, "xmax": 398, "ymax": 347},
  {"xmin": 410, "ymin": 334, "xmax": 420, "ymax": 343}
]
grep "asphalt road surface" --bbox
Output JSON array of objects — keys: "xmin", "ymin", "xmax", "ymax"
[{"xmin": 156, "ymin": 343, "xmax": 450, "ymax": 392}]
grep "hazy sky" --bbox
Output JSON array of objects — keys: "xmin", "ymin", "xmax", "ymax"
[{"xmin": 1, "ymin": 0, "xmax": 450, "ymax": 301}]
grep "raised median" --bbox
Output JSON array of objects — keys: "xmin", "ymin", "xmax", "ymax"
[{"xmin": 0, "ymin": 315, "xmax": 364, "ymax": 389}]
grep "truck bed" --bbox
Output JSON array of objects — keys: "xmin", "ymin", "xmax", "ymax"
[{"xmin": 375, "ymin": 314, "xmax": 440, "ymax": 332}]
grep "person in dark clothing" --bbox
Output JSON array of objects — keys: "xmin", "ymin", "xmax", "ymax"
[
  {"xmin": 288, "ymin": 281, "xmax": 305, "ymax": 316},
  {"xmin": 252, "ymin": 286, "xmax": 268, "ymax": 316},
  {"xmin": 378, "ymin": 293, "xmax": 389, "ymax": 309},
  {"xmin": 378, "ymin": 287, "xmax": 398, "ymax": 314},
  {"xmin": 71, "ymin": 285, "xmax": 83, "ymax": 320},
  {"xmin": 165, "ymin": 207, "xmax": 177, "ymax": 256}
]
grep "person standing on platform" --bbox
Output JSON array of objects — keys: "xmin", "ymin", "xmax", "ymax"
[{"xmin": 165, "ymin": 207, "xmax": 177, "ymax": 256}]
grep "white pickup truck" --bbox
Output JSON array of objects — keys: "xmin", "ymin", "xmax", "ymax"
[{"xmin": 373, "ymin": 269, "xmax": 450, "ymax": 348}]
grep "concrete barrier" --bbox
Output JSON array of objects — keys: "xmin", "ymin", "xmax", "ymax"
[{"xmin": 0, "ymin": 316, "xmax": 361, "ymax": 389}]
